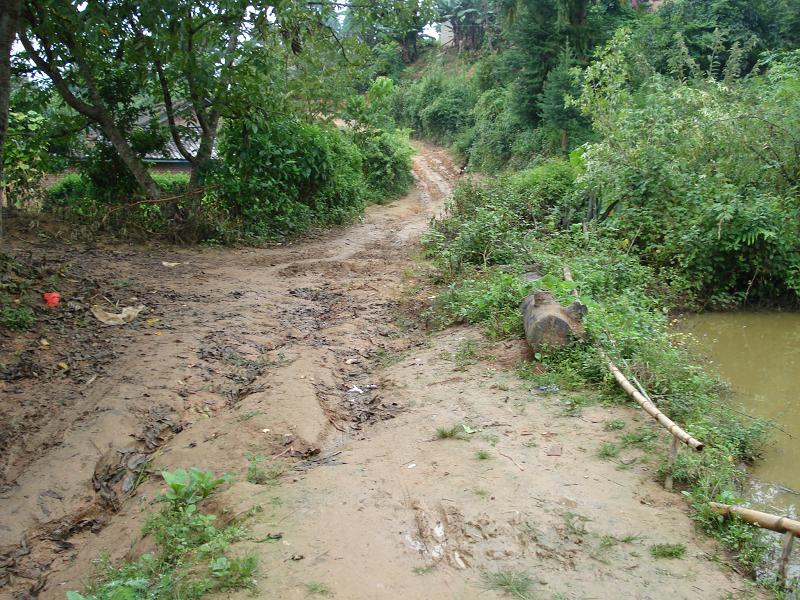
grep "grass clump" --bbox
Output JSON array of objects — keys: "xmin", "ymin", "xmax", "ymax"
[
  {"xmin": 649, "ymin": 543, "xmax": 686, "ymax": 559},
  {"xmin": 481, "ymin": 569, "xmax": 536, "ymax": 599},
  {"xmin": 475, "ymin": 449, "xmax": 491, "ymax": 460},
  {"xmin": 597, "ymin": 442, "xmax": 621, "ymax": 460},
  {"xmin": 435, "ymin": 423, "xmax": 474, "ymax": 440},
  {"xmin": 246, "ymin": 454, "xmax": 284, "ymax": 485},
  {"xmin": 66, "ymin": 468, "xmax": 256, "ymax": 600},
  {"xmin": 0, "ymin": 305, "xmax": 35, "ymax": 330},
  {"xmin": 603, "ymin": 419, "xmax": 626, "ymax": 431},
  {"xmin": 305, "ymin": 582, "xmax": 332, "ymax": 596}
]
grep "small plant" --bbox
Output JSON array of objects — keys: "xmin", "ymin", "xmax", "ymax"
[
  {"xmin": 0, "ymin": 305, "xmax": 35, "ymax": 330},
  {"xmin": 158, "ymin": 468, "xmax": 229, "ymax": 510},
  {"xmin": 604, "ymin": 419, "xmax": 626, "ymax": 431},
  {"xmin": 621, "ymin": 428, "xmax": 657, "ymax": 452},
  {"xmin": 413, "ymin": 565, "xmax": 435, "ymax": 575},
  {"xmin": 481, "ymin": 569, "xmax": 536, "ymax": 599},
  {"xmin": 453, "ymin": 339, "xmax": 479, "ymax": 369},
  {"xmin": 563, "ymin": 511, "xmax": 589, "ymax": 536},
  {"xmin": 305, "ymin": 581, "xmax": 332, "ymax": 596},
  {"xmin": 649, "ymin": 543, "xmax": 686, "ymax": 559},
  {"xmin": 68, "ymin": 469, "xmax": 255, "ymax": 600},
  {"xmin": 597, "ymin": 442, "xmax": 621, "ymax": 459},
  {"xmin": 476, "ymin": 449, "xmax": 491, "ymax": 460},
  {"xmin": 246, "ymin": 454, "xmax": 283, "ymax": 485},
  {"xmin": 435, "ymin": 423, "xmax": 473, "ymax": 440}
]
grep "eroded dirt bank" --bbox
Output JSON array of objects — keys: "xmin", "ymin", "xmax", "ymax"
[{"xmin": 1, "ymin": 144, "xmax": 760, "ymax": 599}]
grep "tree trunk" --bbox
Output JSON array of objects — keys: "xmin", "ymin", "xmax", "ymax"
[
  {"xmin": 0, "ymin": 0, "xmax": 21, "ymax": 215},
  {"xmin": 96, "ymin": 112, "xmax": 162, "ymax": 200}
]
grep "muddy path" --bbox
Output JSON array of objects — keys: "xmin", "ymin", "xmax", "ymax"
[{"xmin": 1, "ymin": 143, "xmax": 760, "ymax": 599}]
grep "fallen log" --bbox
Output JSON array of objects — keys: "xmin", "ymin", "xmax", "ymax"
[
  {"xmin": 520, "ymin": 291, "xmax": 586, "ymax": 353},
  {"xmin": 709, "ymin": 502, "xmax": 800, "ymax": 536}
]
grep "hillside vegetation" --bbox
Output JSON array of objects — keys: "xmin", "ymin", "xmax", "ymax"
[{"xmin": 386, "ymin": 0, "xmax": 800, "ymax": 592}]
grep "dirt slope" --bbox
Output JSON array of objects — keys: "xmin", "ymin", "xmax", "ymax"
[{"xmin": 0, "ymin": 143, "xmax": 759, "ymax": 600}]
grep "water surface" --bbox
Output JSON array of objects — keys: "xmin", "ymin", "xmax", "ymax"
[{"xmin": 681, "ymin": 312, "xmax": 800, "ymax": 509}]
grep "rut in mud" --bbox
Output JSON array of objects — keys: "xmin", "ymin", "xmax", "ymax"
[{"xmin": 1, "ymin": 144, "xmax": 761, "ymax": 599}]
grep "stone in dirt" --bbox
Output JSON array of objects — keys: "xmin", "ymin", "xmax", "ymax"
[{"xmin": 520, "ymin": 291, "xmax": 586, "ymax": 353}]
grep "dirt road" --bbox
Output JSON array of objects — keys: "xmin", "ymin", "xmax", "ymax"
[{"xmin": 1, "ymin": 143, "xmax": 759, "ymax": 599}]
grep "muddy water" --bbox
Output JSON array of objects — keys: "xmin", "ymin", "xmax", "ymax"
[{"xmin": 681, "ymin": 312, "xmax": 800, "ymax": 509}]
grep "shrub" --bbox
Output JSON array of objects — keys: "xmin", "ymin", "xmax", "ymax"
[
  {"xmin": 572, "ymin": 38, "xmax": 800, "ymax": 307},
  {"xmin": 350, "ymin": 128, "xmax": 414, "ymax": 203},
  {"xmin": 213, "ymin": 115, "xmax": 367, "ymax": 239}
]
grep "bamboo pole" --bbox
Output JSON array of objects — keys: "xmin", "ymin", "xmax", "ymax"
[
  {"xmin": 779, "ymin": 530, "xmax": 795, "ymax": 584},
  {"xmin": 664, "ymin": 436, "xmax": 679, "ymax": 491},
  {"xmin": 561, "ymin": 264, "xmax": 704, "ymax": 452},
  {"xmin": 605, "ymin": 358, "xmax": 705, "ymax": 451},
  {"xmin": 709, "ymin": 503, "xmax": 800, "ymax": 537}
]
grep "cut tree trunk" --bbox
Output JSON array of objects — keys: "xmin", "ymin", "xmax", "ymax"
[{"xmin": 520, "ymin": 291, "xmax": 586, "ymax": 353}]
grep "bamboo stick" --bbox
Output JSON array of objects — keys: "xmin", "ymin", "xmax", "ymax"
[
  {"xmin": 709, "ymin": 502, "xmax": 800, "ymax": 537},
  {"xmin": 665, "ymin": 436, "xmax": 679, "ymax": 491},
  {"xmin": 605, "ymin": 358, "xmax": 705, "ymax": 451},
  {"xmin": 779, "ymin": 530, "xmax": 795, "ymax": 583},
  {"xmin": 561, "ymin": 264, "xmax": 704, "ymax": 452}
]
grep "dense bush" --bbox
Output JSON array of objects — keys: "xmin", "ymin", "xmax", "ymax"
[
  {"xmin": 573, "ymin": 38, "xmax": 800, "ymax": 307},
  {"xmin": 44, "ymin": 116, "xmax": 414, "ymax": 242},
  {"xmin": 213, "ymin": 115, "xmax": 367, "ymax": 238},
  {"xmin": 45, "ymin": 172, "xmax": 192, "ymax": 237},
  {"xmin": 350, "ymin": 129, "xmax": 414, "ymax": 203},
  {"xmin": 393, "ymin": 64, "xmax": 477, "ymax": 145}
]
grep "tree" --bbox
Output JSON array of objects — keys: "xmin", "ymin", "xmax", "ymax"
[
  {"xmin": 0, "ymin": 0, "xmax": 22, "ymax": 213},
  {"xmin": 18, "ymin": 0, "xmax": 164, "ymax": 199},
  {"xmin": 17, "ymin": 0, "xmax": 356, "ymax": 207},
  {"xmin": 350, "ymin": 0, "xmax": 435, "ymax": 63}
]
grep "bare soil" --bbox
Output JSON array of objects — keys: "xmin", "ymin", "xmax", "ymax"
[{"xmin": 0, "ymin": 143, "xmax": 761, "ymax": 600}]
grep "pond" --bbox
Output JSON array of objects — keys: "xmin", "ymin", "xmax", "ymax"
[{"xmin": 680, "ymin": 312, "xmax": 800, "ymax": 512}]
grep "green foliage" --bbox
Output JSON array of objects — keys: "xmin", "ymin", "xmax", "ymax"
[
  {"xmin": 481, "ymin": 569, "xmax": 535, "ymax": 599},
  {"xmin": 213, "ymin": 115, "xmax": 365, "ymax": 238},
  {"xmin": 45, "ymin": 172, "xmax": 192, "ymax": 237},
  {"xmin": 422, "ymin": 163, "xmax": 773, "ymax": 577},
  {"xmin": 349, "ymin": 128, "xmax": 415, "ymax": 203},
  {"xmin": 572, "ymin": 40, "xmax": 800, "ymax": 307},
  {"xmin": 45, "ymin": 116, "xmax": 413, "ymax": 242},
  {"xmin": 157, "ymin": 468, "xmax": 229, "ymax": 511},
  {"xmin": 394, "ymin": 64, "xmax": 477, "ymax": 144},
  {"xmin": 0, "ymin": 303, "xmax": 35, "ymax": 331},
  {"xmin": 2, "ymin": 110, "xmax": 50, "ymax": 207},
  {"xmin": 427, "ymin": 269, "xmax": 533, "ymax": 338},
  {"xmin": 67, "ymin": 469, "xmax": 255, "ymax": 600},
  {"xmin": 649, "ymin": 543, "xmax": 686, "ymax": 559}
]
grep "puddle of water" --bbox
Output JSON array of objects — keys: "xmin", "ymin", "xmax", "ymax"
[{"xmin": 680, "ymin": 312, "xmax": 800, "ymax": 511}]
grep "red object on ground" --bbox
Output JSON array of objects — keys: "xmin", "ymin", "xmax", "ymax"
[{"xmin": 43, "ymin": 292, "xmax": 61, "ymax": 307}]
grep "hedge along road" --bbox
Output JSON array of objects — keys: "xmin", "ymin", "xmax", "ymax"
[{"xmin": 1, "ymin": 143, "xmax": 763, "ymax": 599}]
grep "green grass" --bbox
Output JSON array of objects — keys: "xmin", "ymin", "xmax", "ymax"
[
  {"xmin": 649, "ymin": 543, "xmax": 686, "ymax": 559},
  {"xmin": 67, "ymin": 469, "xmax": 256, "ymax": 600},
  {"xmin": 603, "ymin": 419, "xmax": 626, "ymax": 431},
  {"xmin": 476, "ymin": 449, "xmax": 491, "ymax": 460},
  {"xmin": 597, "ymin": 442, "xmax": 621, "ymax": 459},
  {"xmin": 413, "ymin": 565, "xmax": 435, "ymax": 575},
  {"xmin": 305, "ymin": 582, "xmax": 332, "ymax": 596},
  {"xmin": 0, "ymin": 305, "xmax": 35, "ymax": 330},
  {"xmin": 246, "ymin": 454, "xmax": 284, "ymax": 485},
  {"xmin": 434, "ymin": 423, "xmax": 473, "ymax": 440},
  {"xmin": 482, "ymin": 570, "xmax": 536, "ymax": 599}
]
